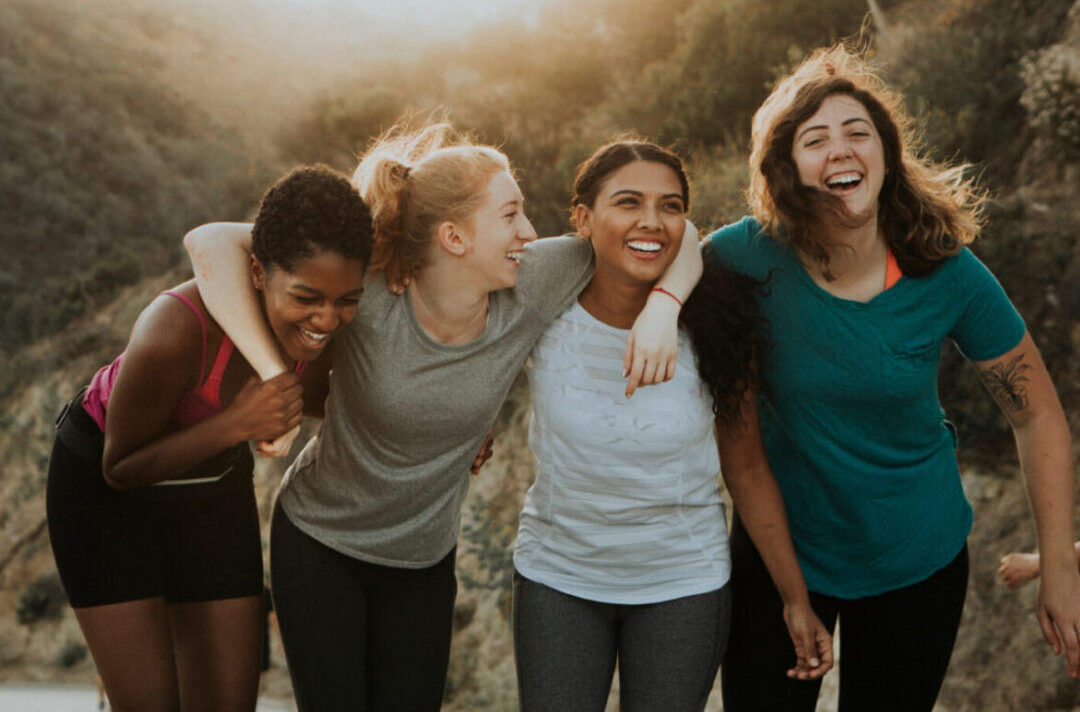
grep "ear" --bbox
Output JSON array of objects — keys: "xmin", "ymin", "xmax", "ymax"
[
  {"xmin": 435, "ymin": 221, "xmax": 468, "ymax": 257},
  {"xmin": 574, "ymin": 204, "xmax": 593, "ymax": 239},
  {"xmin": 250, "ymin": 254, "xmax": 267, "ymax": 291}
]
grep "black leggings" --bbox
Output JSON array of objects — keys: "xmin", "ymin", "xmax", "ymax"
[
  {"xmin": 269, "ymin": 501, "xmax": 457, "ymax": 712},
  {"xmin": 721, "ymin": 517, "xmax": 968, "ymax": 712}
]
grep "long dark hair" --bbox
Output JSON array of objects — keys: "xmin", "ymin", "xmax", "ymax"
[{"xmin": 680, "ymin": 262, "xmax": 769, "ymax": 427}]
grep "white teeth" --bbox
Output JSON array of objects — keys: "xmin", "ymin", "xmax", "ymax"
[
  {"xmin": 506, "ymin": 251, "xmax": 523, "ymax": 263},
  {"xmin": 627, "ymin": 241, "xmax": 661, "ymax": 253},
  {"xmin": 826, "ymin": 172, "xmax": 861, "ymax": 188},
  {"xmin": 299, "ymin": 328, "xmax": 330, "ymax": 342}
]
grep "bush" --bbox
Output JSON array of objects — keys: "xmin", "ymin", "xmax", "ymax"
[
  {"xmin": 1021, "ymin": 47, "xmax": 1080, "ymax": 157},
  {"xmin": 57, "ymin": 640, "xmax": 88, "ymax": 668},
  {"xmin": 16, "ymin": 573, "xmax": 67, "ymax": 624}
]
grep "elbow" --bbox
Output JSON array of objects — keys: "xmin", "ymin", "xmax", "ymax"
[
  {"xmin": 182, "ymin": 226, "xmax": 203, "ymax": 258},
  {"xmin": 101, "ymin": 463, "xmax": 136, "ymax": 491}
]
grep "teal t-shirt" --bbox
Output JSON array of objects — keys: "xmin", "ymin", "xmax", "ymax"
[{"xmin": 704, "ymin": 217, "xmax": 1026, "ymax": 598}]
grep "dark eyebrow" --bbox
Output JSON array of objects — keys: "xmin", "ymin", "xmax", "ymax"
[
  {"xmin": 796, "ymin": 117, "xmax": 873, "ymax": 142},
  {"xmin": 610, "ymin": 190, "xmax": 684, "ymax": 202}
]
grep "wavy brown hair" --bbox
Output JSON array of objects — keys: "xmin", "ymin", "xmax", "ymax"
[
  {"xmin": 352, "ymin": 123, "xmax": 510, "ymax": 285},
  {"xmin": 749, "ymin": 44, "xmax": 985, "ymax": 278}
]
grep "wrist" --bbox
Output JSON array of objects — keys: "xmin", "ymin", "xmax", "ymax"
[{"xmin": 650, "ymin": 286, "xmax": 683, "ymax": 308}]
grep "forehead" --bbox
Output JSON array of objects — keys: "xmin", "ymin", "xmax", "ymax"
[
  {"xmin": 799, "ymin": 94, "xmax": 874, "ymax": 131},
  {"xmin": 273, "ymin": 249, "xmax": 365, "ymax": 287},
  {"xmin": 482, "ymin": 170, "xmax": 522, "ymax": 206},
  {"xmin": 599, "ymin": 160, "xmax": 683, "ymax": 195}
]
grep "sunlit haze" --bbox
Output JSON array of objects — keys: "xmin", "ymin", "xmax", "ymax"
[{"xmin": 276, "ymin": 0, "xmax": 541, "ymax": 31}]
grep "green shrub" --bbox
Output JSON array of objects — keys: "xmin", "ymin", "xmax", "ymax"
[{"xmin": 1021, "ymin": 48, "xmax": 1080, "ymax": 157}]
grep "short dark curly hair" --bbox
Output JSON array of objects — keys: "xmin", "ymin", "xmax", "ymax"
[{"xmin": 252, "ymin": 165, "xmax": 373, "ymax": 273}]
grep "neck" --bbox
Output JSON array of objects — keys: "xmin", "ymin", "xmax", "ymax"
[
  {"xmin": 810, "ymin": 219, "xmax": 885, "ymax": 284},
  {"xmin": 408, "ymin": 263, "xmax": 490, "ymax": 345},
  {"xmin": 577, "ymin": 270, "xmax": 652, "ymax": 330}
]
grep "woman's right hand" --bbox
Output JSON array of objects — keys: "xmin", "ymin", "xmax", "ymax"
[
  {"xmin": 783, "ymin": 600, "xmax": 834, "ymax": 680},
  {"xmin": 227, "ymin": 372, "xmax": 304, "ymax": 444}
]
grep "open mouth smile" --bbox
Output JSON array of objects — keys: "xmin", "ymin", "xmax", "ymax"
[
  {"xmin": 825, "ymin": 171, "xmax": 863, "ymax": 191},
  {"xmin": 627, "ymin": 240, "xmax": 662, "ymax": 254}
]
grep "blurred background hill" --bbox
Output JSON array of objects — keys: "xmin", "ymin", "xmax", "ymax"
[{"xmin": 2, "ymin": 0, "xmax": 1080, "ymax": 708}]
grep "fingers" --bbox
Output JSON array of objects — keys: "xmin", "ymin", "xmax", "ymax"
[
  {"xmin": 1039, "ymin": 606, "xmax": 1063, "ymax": 655},
  {"xmin": 625, "ymin": 350, "xmax": 645, "ymax": 398},
  {"xmin": 623, "ymin": 333, "xmax": 636, "ymax": 379},
  {"xmin": 785, "ymin": 629, "xmax": 825, "ymax": 680},
  {"xmin": 259, "ymin": 427, "xmax": 300, "ymax": 458},
  {"xmin": 470, "ymin": 431, "xmax": 495, "ymax": 475},
  {"xmin": 1062, "ymin": 621, "xmax": 1080, "ymax": 677}
]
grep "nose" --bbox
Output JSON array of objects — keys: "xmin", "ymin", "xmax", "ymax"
[
  {"xmin": 518, "ymin": 215, "xmax": 537, "ymax": 243},
  {"xmin": 637, "ymin": 203, "xmax": 661, "ymax": 230},
  {"xmin": 828, "ymin": 139, "xmax": 853, "ymax": 161},
  {"xmin": 310, "ymin": 305, "xmax": 340, "ymax": 333}
]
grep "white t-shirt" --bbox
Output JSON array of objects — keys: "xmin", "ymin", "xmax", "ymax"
[{"xmin": 514, "ymin": 301, "xmax": 730, "ymax": 604}]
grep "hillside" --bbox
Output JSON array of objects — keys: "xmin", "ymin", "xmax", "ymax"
[{"xmin": 3, "ymin": 0, "xmax": 1080, "ymax": 710}]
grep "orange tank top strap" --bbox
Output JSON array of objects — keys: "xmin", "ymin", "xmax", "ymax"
[{"xmin": 884, "ymin": 245, "xmax": 903, "ymax": 290}]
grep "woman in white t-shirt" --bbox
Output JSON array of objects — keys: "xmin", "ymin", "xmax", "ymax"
[{"xmin": 511, "ymin": 140, "xmax": 833, "ymax": 711}]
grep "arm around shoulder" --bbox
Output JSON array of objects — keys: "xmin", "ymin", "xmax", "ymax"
[{"xmin": 183, "ymin": 222, "xmax": 286, "ymax": 379}]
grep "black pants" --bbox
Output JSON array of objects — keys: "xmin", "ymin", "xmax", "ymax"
[
  {"xmin": 721, "ymin": 517, "xmax": 969, "ymax": 712},
  {"xmin": 269, "ymin": 501, "xmax": 458, "ymax": 712}
]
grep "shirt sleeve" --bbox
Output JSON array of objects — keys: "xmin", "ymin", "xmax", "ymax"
[
  {"xmin": 948, "ymin": 248, "xmax": 1026, "ymax": 361},
  {"xmin": 515, "ymin": 234, "xmax": 595, "ymax": 324},
  {"xmin": 702, "ymin": 217, "xmax": 769, "ymax": 280}
]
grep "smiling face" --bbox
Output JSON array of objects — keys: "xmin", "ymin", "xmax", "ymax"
[
  {"xmin": 253, "ymin": 248, "xmax": 366, "ymax": 363},
  {"xmin": 791, "ymin": 93, "xmax": 886, "ymax": 225},
  {"xmin": 575, "ymin": 160, "xmax": 686, "ymax": 287},
  {"xmin": 463, "ymin": 169, "xmax": 537, "ymax": 290}
]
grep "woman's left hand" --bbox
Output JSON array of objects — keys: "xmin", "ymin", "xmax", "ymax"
[
  {"xmin": 624, "ymin": 291, "xmax": 681, "ymax": 397},
  {"xmin": 782, "ymin": 601, "xmax": 834, "ymax": 680},
  {"xmin": 1037, "ymin": 565, "xmax": 1080, "ymax": 677}
]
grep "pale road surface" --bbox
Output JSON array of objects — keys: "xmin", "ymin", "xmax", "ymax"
[{"xmin": 0, "ymin": 683, "xmax": 295, "ymax": 711}]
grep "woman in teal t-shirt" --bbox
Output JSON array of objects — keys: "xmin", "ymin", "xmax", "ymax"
[{"xmin": 705, "ymin": 45, "xmax": 1080, "ymax": 711}]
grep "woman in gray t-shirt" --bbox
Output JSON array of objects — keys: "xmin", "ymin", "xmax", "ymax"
[{"xmin": 184, "ymin": 123, "xmax": 702, "ymax": 711}]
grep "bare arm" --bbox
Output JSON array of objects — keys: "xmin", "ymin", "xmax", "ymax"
[
  {"xmin": 102, "ymin": 293, "xmax": 303, "ymax": 489},
  {"xmin": 184, "ymin": 222, "xmax": 302, "ymax": 456},
  {"xmin": 624, "ymin": 219, "xmax": 703, "ymax": 395},
  {"xmin": 975, "ymin": 331, "xmax": 1080, "ymax": 677},
  {"xmin": 183, "ymin": 222, "xmax": 286, "ymax": 379},
  {"xmin": 718, "ymin": 385, "xmax": 833, "ymax": 679}
]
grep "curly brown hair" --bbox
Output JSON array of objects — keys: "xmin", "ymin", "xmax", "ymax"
[{"xmin": 749, "ymin": 44, "xmax": 985, "ymax": 278}]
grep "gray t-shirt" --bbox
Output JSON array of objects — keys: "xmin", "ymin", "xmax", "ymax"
[{"xmin": 278, "ymin": 235, "xmax": 594, "ymax": 567}]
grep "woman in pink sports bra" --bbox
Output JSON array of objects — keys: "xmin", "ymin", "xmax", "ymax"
[{"xmin": 45, "ymin": 165, "xmax": 372, "ymax": 712}]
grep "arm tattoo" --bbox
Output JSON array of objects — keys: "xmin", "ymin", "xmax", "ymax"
[{"xmin": 979, "ymin": 353, "xmax": 1031, "ymax": 413}]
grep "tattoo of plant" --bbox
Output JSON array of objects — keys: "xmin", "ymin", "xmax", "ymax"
[{"xmin": 979, "ymin": 354, "xmax": 1031, "ymax": 412}]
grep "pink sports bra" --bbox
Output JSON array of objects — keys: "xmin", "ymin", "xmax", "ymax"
[{"xmin": 82, "ymin": 290, "xmax": 306, "ymax": 431}]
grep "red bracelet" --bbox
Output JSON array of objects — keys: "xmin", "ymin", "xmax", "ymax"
[{"xmin": 651, "ymin": 286, "xmax": 683, "ymax": 308}]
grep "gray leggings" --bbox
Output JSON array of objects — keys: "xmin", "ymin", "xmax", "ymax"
[{"xmin": 512, "ymin": 570, "xmax": 732, "ymax": 712}]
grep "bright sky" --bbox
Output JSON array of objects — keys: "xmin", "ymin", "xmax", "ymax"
[{"xmin": 278, "ymin": 0, "xmax": 542, "ymax": 31}]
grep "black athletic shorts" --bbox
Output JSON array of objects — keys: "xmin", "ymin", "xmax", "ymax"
[{"xmin": 46, "ymin": 392, "xmax": 263, "ymax": 608}]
